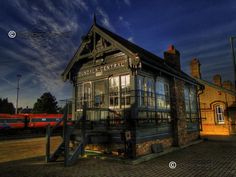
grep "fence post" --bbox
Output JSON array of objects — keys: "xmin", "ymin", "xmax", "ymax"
[
  {"xmin": 81, "ymin": 102, "xmax": 87, "ymax": 155},
  {"xmin": 63, "ymin": 102, "xmax": 69, "ymax": 166},
  {"xmin": 45, "ymin": 124, "xmax": 51, "ymax": 162}
]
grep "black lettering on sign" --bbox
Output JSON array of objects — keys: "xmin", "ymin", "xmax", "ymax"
[{"xmin": 78, "ymin": 60, "xmax": 127, "ymax": 77}]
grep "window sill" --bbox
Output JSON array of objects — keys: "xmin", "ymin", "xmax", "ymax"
[{"xmin": 216, "ymin": 122, "xmax": 225, "ymax": 125}]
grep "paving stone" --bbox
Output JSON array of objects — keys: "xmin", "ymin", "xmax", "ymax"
[{"xmin": 0, "ymin": 137, "xmax": 236, "ymax": 177}]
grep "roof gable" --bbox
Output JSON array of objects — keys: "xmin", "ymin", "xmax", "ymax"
[
  {"xmin": 62, "ymin": 23, "xmax": 201, "ymax": 86},
  {"xmin": 62, "ymin": 24, "xmax": 138, "ymax": 81}
]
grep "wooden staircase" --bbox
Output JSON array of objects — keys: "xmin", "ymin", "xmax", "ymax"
[{"xmin": 45, "ymin": 104, "xmax": 87, "ymax": 166}]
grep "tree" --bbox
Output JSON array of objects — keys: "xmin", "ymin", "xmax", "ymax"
[
  {"xmin": 32, "ymin": 92, "xmax": 58, "ymax": 114},
  {"xmin": 0, "ymin": 98, "xmax": 15, "ymax": 114}
]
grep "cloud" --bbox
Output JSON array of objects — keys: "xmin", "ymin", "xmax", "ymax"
[
  {"xmin": 96, "ymin": 7, "xmax": 115, "ymax": 31},
  {"xmin": 118, "ymin": 15, "xmax": 134, "ymax": 42},
  {"xmin": 0, "ymin": 0, "xmax": 85, "ymax": 107},
  {"xmin": 123, "ymin": 0, "xmax": 131, "ymax": 6},
  {"xmin": 182, "ymin": 41, "xmax": 229, "ymax": 58},
  {"xmin": 118, "ymin": 16, "xmax": 131, "ymax": 31},
  {"xmin": 73, "ymin": 0, "xmax": 89, "ymax": 11},
  {"xmin": 128, "ymin": 36, "xmax": 134, "ymax": 42}
]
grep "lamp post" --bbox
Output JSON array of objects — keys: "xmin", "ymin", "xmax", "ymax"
[
  {"xmin": 230, "ymin": 36, "xmax": 236, "ymax": 90},
  {"xmin": 16, "ymin": 74, "xmax": 22, "ymax": 114}
]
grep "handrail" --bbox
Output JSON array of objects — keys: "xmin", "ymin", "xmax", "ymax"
[
  {"xmin": 46, "ymin": 104, "xmax": 68, "ymax": 162},
  {"xmin": 50, "ymin": 117, "xmax": 64, "ymax": 133},
  {"xmin": 64, "ymin": 103, "xmax": 87, "ymax": 166}
]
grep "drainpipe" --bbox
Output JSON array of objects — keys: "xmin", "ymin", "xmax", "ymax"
[
  {"xmin": 197, "ymin": 85, "xmax": 204, "ymax": 134},
  {"xmin": 224, "ymin": 92, "xmax": 231, "ymax": 135},
  {"xmin": 230, "ymin": 36, "xmax": 236, "ymax": 90}
]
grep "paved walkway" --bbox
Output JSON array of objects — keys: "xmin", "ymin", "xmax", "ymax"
[
  {"xmin": 0, "ymin": 136, "xmax": 236, "ymax": 177},
  {"xmin": 0, "ymin": 137, "xmax": 61, "ymax": 163}
]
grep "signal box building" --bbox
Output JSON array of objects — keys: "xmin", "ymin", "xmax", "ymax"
[
  {"xmin": 190, "ymin": 59, "xmax": 236, "ymax": 135},
  {"xmin": 62, "ymin": 21, "xmax": 203, "ymax": 157}
]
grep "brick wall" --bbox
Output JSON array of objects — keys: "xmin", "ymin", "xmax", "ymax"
[
  {"xmin": 184, "ymin": 131, "xmax": 200, "ymax": 144},
  {"xmin": 170, "ymin": 78, "xmax": 188, "ymax": 146},
  {"xmin": 136, "ymin": 137, "xmax": 173, "ymax": 156},
  {"xmin": 200, "ymin": 84, "xmax": 235, "ymax": 135}
]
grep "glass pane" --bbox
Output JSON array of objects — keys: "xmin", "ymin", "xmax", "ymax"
[
  {"xmin": 83, "ymin": 83, "xmax": 92, "ymax": 107},
  {"xmin": 94, "ymin": 80, "xmax": 107, "ymax": 107},
  {"xmin": 215, "ymin": 105, "xmax": 224, "ymax": 123},
  {"xmin": 156, "ymin": 80, "xmax": 165, "ymax": 95},
  {"xmin": 156, "ymin": 78, "xmax": 170, "ymax": 111},
  {"xmin": 77, "ymin": 84, "xmax": 83, "ymax": 109},
  {"xmin": 109, "ymin": 76, "xmax": 120, "ymax": 108}
]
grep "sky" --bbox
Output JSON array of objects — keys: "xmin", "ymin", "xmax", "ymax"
[{"xmin": 0, "ymin": 0, "xmax": 236, "ymax": 108}]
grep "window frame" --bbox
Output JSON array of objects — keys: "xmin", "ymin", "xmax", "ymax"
[
  {"xmin": 93, "ymin": 79, "xmax": 108, "ymax": 108},
  {"xmin": 214, "ymin": 105, "xmax": 225, "ymax": 124},
  {"xmin": 109, "ymin": 74, "xmax": 131, "ymax": 109},
  {"xmin": 155, "ymin": 77, "xmax": 171, "ymax": 123},
  {"xmin": 120, "ymin": 74, "xmax": 131, "ymax": 108},
  {"xmin": 137, "ymin": 75, "xmax": 145, "ymax": 107},
  {"xmin": 83, "ymin": 82, "xmax": 93, "ymax": 107},
  {"xmin": 184, "ymin": 85, "xmax": 198, "ymax": 122},
  {"xmin": 109, "ymin": 75, "xmax": 120, "ymax": 109},
  {"xmin": 155, "ymin": 77, "xmax": 170, "ymax": 111},
  {"xmin": 136, "ymin": 75, "xmax": 171, "ymax": 123}
]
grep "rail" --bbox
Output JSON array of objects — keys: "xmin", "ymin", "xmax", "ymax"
[
  {"xmin": 45, "ymin": 107, "xmax": 68, "ymax": 162},
  {"xmin": 45, "ymin": 103, "xmax": 87, "ymax": 166}
]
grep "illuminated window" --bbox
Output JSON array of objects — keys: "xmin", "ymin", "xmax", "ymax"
[
  {"xmin": 76, "ymin": 82, "xmax": 92, "ymax": 110},
  {"xmin": 156, "ymin": 78, "xmax": 170, "ymax": 110},
  {"xmin": 156, "ymin": 78, "xmax": 171, "ymax": 122},
  {"xmin": 83, "ymin": 83, "xmax": 92, "ymax": 107},
  {"xmin": 146, "ymin": 78, "xmax": 155, "ymax": 108},
  {"xmin": 137, "ymin": 76, "xmax": 155, "ymax": 108},
  {"xmin": 137, "ymin": 76, "xmax": 145, "ymax": 107},
  {"xmin": 121, "ymin": 75, "xmax": 131, "ymax": 108},
  {"xmin": 215, "ymin": 105, "xmax": 224, "ymax": 124},
  {"xmin": 109, "ymin": 76, "xmax": 120, "ymax": 108},
  {"xmin": 94, "ymin": 80, "xmax": 107, "ymax": 108}
]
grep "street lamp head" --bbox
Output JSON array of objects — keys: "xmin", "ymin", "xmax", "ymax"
[{"xmin": 17, "ymin": 74, "xmax": 22, "ymax": 78}]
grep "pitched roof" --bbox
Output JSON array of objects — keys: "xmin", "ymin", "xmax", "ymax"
[
  {"xmin": 62, "ymin": 23, "xmax": 202, "ymax": 86},
  {"xmin": 195, "ymin": 78, "xmax": 236, "ymax": 96},
  {"xmin": 95, "ymin": 24, "xmax": 201, "ymax": 85}
]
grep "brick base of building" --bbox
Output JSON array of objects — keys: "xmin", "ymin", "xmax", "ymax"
[
  {"xmin": 136, "ymin": 137, "xmax": 173, "ymax": 156},
  {"xmin": 84, "ymin": 132, "xmax": 199, "ymax": 157},
  {"xmin": 184, "ymin": 131, "xmax": 200, "ymax": 144}
]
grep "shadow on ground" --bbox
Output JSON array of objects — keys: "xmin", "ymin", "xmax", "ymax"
[{"xmin": 0, "ymin": 137, "xmax": 236, "ymax": 177}]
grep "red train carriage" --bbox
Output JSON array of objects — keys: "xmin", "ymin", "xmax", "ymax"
[
  {"xmin": 0, "ymin": 114, "xmax": 72, "ymax": 130},
  {"xmin": 28, "ymin": 114, "xmax": 64, "ymax": 128},
  {"xmin": 0, "ymin": 114, "xmax": 26, "ymax": 130}
]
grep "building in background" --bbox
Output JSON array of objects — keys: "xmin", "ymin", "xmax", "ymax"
[
  {"xmin": 190, "ymin": 59, "xmax": 236, "ymax": 135},
  {"xmin": 61, "ymin": 20, "xmax": 203, "ymax": 157}
]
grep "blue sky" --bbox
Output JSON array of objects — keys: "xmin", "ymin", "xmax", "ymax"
[{"xmin": 0, "ymin": 0, "xmax": 236, "ymax": 108}]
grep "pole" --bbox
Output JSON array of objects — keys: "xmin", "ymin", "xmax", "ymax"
[
  {"xmin": 16, "ymin": 74, "xmax": 21, "ymax": 114},
  {"xmin": 230, "ymin": 37, "xmax": 236, "ymax": 90}
]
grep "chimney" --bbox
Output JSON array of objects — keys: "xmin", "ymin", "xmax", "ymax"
[
  {"xmin": 164, "ymin": 45, "xmax": 181, "ymax": 70},
  {"xmin": 190, "ymin": 58, "xmax": 201, "ymax": 79},
  {"xmin": 213, "ymin": 74, "xmax": 222, "ymax": 86},
  {"xmin": 223, "ymin": 80, "xmax": 233, "ymax": 90}
]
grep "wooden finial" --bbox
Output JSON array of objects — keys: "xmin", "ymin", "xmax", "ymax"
[{"xmin": 93, "ymin": 13, "xmax": 97, "ymax": 25}]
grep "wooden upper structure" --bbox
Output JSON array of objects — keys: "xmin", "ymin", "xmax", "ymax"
[{"xmin": 62, "ymin": 21, "xmax": 200, "ymax": 86}]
